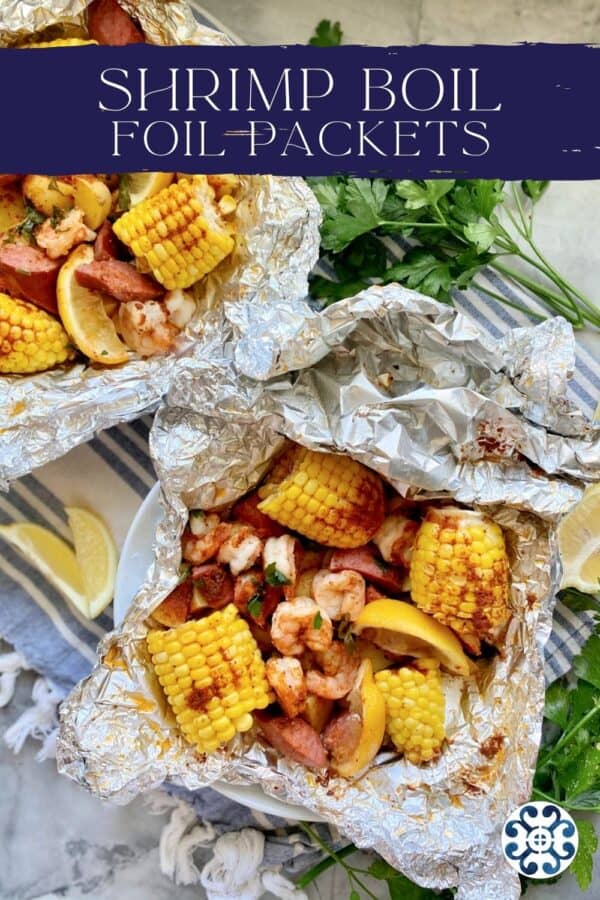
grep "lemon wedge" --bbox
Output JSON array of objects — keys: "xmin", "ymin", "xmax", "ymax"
[
  {"xmin": 353, "ymin": 599, "xmax": 471, "ymax": 677},
  {"xmin": 65, "ymin": 507, "xmax": 117, "ymax": 618},
  {"xmin": 57, "ymin": 244, "xmax": 130, "ymax": 364},
  {"xmin": 558, "ymin": 483, "xmax": 600, "ymax": 592},
  {"xmin": 333, "ymin": 659, "xmax": 386, "ymax": 778},
  {"xmin": 0, "ymin": 522, "xmax": 87, "ymax": 614},
  {"xmin": 127, "ymin": 172, "xmax": 174, "ymax": 207}
]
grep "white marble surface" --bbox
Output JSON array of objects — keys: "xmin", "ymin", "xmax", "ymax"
[{"xmin": 2, "ymin": 2, "xmax": 600, "ymax": 899}]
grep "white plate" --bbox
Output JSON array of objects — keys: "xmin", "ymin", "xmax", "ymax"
[{"xmin": 114, "ymin": 482, "xmax": 323, "ymax": 822}]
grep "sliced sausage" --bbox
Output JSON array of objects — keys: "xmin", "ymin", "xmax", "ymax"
[
  {"xmin": 94, "ymin": 221, "xmax": 124, "ymax": 261},
  {"xmin": 75, "ymin": 259, "xmax": 164, "ymax": 302},
  {"xmin": 365, "ymin": 584, "xmax": 387, "ymax": 603},
  {"xmin": 323, "ymin": 712, "xmax": 362, "ymax": 766},
  {"xmin": 329, "ymin": 545, "xmax": 405, "ymax": 595},
  {"xmin": 87, "ymin": 0, "xmax": 145, "ymax": 45},
  {"xmin": 254, "ymin": 711, "xmax": 327, "ymax": 769},
  {"xmin": 232, "ymin": 492, "xmax": 285, "ymax": 539},
  {"xmin": 152, "ymin": 579, "xmax": 192, "ymax": 628},
  {"xmin": 0, "ymin": 244, "xmax": 61, "ymax": 313},
  {"xmin": 0, "ymin": 175, "xmax": 20, "ymax": 188},
  {"xmin": 191, "ymin": 564, "xmax": 233, "ymax": 611}
]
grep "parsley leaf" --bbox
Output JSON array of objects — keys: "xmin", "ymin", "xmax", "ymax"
[
  {"xmin": 521, "ymin": 180, "xmax": 550, "ymax": 202},
  {"xmin": 312, "ymin": 611, "xmax": 323, "ymax": 630},
  {"xmin": 309, "ymin": 19, "xmax": 342, "ymax": 46},
  {"xmin": 559, "ymin": 587, "xmax": 600, "ymax": 614},
  {"xmin": 571, "ymin": 819, "xmax": 598, "ymax": 890},
  {"xmin": 247, "ymin": 594, "xmax": 263, "ymax": 618},
  {"xmin": 118, "ymin": 173, "xmax": 131, "ymax": 212},
  {"xmin": 264, "ymin": 562, "xmax": 291, "ymax": 586},
  {"xmin": 573, "ymin": 634, "xmax": 600, "ymax": 689}
]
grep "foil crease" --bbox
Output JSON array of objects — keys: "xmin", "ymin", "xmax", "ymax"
[
  {"xmin": 59, "ymin": 285, "xmax": 600, "ymax": 899},
  {"xmin": 0, "ymin": 2, "xmax": 320, "ymax": 486}
]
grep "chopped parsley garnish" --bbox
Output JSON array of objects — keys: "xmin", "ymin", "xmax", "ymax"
[
  {"xmin": 177, "ymin": 562, "xmax": 191, "ymax": 584},
  {"xmin": 247, "ymin": 594, "xmax": 264, "ymax": 618},
  {"xmin": 312, "ymin": 611, "xmax": 323, "ymax": 630},
  {"xmin": 117, "ymin": 173, "xmax": 131, "ymax": 212},
  {"xmin": 265, "ymin": 562, "xmax": 291, "ymax": 586},
  {"xmin": 12, "ymin": 203, "xmax": 45, "ymax": 245}
]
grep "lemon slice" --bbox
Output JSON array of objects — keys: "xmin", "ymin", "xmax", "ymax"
[
  {"xmin": 66, "ymin": 507, "xmax": 117, "ymax": 618},
  {"xmin": 127, "ymin": 172, "xmax": 174, "ymax": 207},
  {"xmin": 57, "ymin": 244, "xmax": 130, "ymax": 364},
  {"xmin": 0, "ymin": 522, "xmax": 88, "ymax": 615},
  {"xmin": 353, "ymin": 599, "xmax": 471, "ymax": 677},
  {"xmin": 333, "ymin": 659, "xmax": 386, "ymax": 778},
  {"xmin": 558, "ymin": 483, "xmax": 600, "ymax": 592}
]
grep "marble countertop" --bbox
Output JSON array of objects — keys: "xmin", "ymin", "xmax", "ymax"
[{"xmin": 2, "ymin": 2, "xmax": 600, "ymax": 899}]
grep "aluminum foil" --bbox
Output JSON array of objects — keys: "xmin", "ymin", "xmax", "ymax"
[
  {"xmin": 0, "ymin": 1, "xmax": 320, "ymax": 486},
  {"xmin": 58, "ymin": 285, "xmax": 600, "ymax": 899}
]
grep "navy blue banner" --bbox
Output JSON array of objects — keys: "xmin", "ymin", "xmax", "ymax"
[{"xmin": 0, "ymin": 43, "xmax": 598, "ymax": 176}]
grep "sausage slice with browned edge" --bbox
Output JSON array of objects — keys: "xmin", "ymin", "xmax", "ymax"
[
  {"xmin": 329, "ymin": 545, "xmax": 405, "ymax": 594},
  {"xmin": 0, "ymin": 175, "xmax": 20, "ymax": 188},
  {"xmin": 94, "ymin": 221, "xmax": 124, "ymax": 262},
  {"xmin": 254, "ymin": 711, "xmax": 327, "ymax": 769},
  {"xmin": 0, "ymin": 244, "xmax": 61, "ymax": 314},
  {"xmin": 87, "ymin": 0, "xmax": 145, "ymax": 45},
  {"xmin": 191, "ymin": 564, "xmax": 234, "ymax": 611},
  {"xmin": 75, "ymin": 259, "xmax": 165, "ymax": 303}
]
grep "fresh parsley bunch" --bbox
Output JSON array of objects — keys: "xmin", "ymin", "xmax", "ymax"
[{"xmin": 307, "ymin": 177, "xmax": 600, "ymax": 329}]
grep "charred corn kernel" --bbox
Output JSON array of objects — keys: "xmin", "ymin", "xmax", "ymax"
[
  {"xmin": 113, "ymin": 175, "xmax": 234, "ymax": 291},
  {"xmin": 375, "ymin": 659, "xmax": 445, "ymax": 765},
  {"xmin": 26, "ymin": 39, "xmax": 98, "ymax": 47},
  {"xmin": 0, "ymin": 293, "xmax": 75, "ymax": 374},
  {"xmin": 147, "ymin": 604, "xmax": 272, "ymax": 755},
  {"xmin": 410, "ymin": 506, "xmax": 510, "ymax": 655},
  {"xmin": 257, "ymin": 445, "xmax": 385, "ymax": 548}
]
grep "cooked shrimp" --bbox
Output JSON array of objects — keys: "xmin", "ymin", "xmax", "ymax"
[
  {"xmin": 312, "ymin": 569, "xmax": 366, "ymax": 622},
  {"xmin": 265, "ymin": 657, "xmax": 307, "ymax": 718},
  {"xmin": 164, "ymin": 288, "xmax": 196, "ymax": 329},
  {"xmin": 118, "ymin": 300, "xmax": 179, "ymax": 357},
  {"xmin": 263, "ymin": 534, "xmax": 297, "ymax": 597},
  {"xmin": 36, "ymin": 208, "xmax": 96, "ymax": 259},
  {"xmin": 217, "ymin": 523, "xmax": 263, "ymax": 575},
  {"xmin": 271, "ymin": 597, "xmax": 333, "ymax": 656},
  {"xmin": 372, "ymin": 514, "xmax": 419, "ymax": 567},
  {"xmin": 305, "ymin": 642, "xmax": 360, "ymax": 700},
  {"xmin": 182, "ymin": 521, "xmax": 231, "ymax": 565}
]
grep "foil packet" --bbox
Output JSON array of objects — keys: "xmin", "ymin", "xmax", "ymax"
[
  {"xmin": 0, "ymin": 0, "xmax": 320, "ymax": 486},
  {"xmin": 58, "ymin": 285, "xmax": 600, "ymax": 899}
]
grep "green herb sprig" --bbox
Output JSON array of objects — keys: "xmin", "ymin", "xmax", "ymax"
[
  {"xmin": 308, "ymin": 177, "xmax": 600, "ymax": 329},
  {"xmin": 309, "ymin": 19, "xmax": 343, "ymax": 46}
]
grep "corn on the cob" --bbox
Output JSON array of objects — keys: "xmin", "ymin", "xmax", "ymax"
[
  {"xmin": 410, "ymin": 506, "xmax": 510, "ymax": 655},
  {"xmin": 26, "ymin": 39, "xmax": 98, "ymax": 47},
  {"xmin": 0, "ymin": 293, "xmax": 75, "ymax": 374},
  {"xmin": 147, "ymin": 604, "xmax": 272, "ymax": 754},
  {"xmin": 113, "ymin": 175, "xmax": 234, "ymax": 291},
  {"xmin": 257, "ymin": 446, "xmax": 385, "ymax": 549},
  {"xmin": 375, "ymin": 659, "xmax": 445, "ymax": 764}
]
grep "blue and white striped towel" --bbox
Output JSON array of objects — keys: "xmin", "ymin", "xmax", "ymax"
[{"xmin": 0, "ymin": 266, "xmax": 596, "ymax": 694}]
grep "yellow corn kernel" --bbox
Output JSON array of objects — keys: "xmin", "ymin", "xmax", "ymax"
[
  {"xmin": 25, "ymin": 39, "xmax": 98, "ymax": 47},
  {"xmin": 257, "ymin": 444, "xmax": 385, "ymax": 548},
  {"xmin": 375, "ymin": 660, "xmax": 445, "ymax": 765},
  {"xmin": 113, "ymin": 175, "xmax": 234, "ymax": 290},
  {"xmin": 410, "ymin": 506, "xmax": 510, "ymax": 655},
  {"xmin": 147, "ymin": 604, "xmax": 273, "ymax": 755},
  {"xmin": 0, "ymin": 293, "xmax": 75, "ymax": 374}
]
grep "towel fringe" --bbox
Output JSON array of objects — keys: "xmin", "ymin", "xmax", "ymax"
[
  {"xmin": 159, "ymin": 799, "xmax": 215, "ymax": 885},
  {"xmin": 0, "ymin": 651, "xmax": 27, "ymax": 708},
  {"xmin": 3, "ymin": 677, "xmax": 62, "ymax": 755}
]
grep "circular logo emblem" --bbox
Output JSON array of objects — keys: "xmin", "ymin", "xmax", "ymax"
[{"xmin": 502, "ymin": 802, "xmax": 579, "ymax": 879}]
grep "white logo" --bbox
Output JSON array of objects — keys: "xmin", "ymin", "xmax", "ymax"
[{"xmin": 502, "ymin": 802, "xmax": 578, "ymax": 879}]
